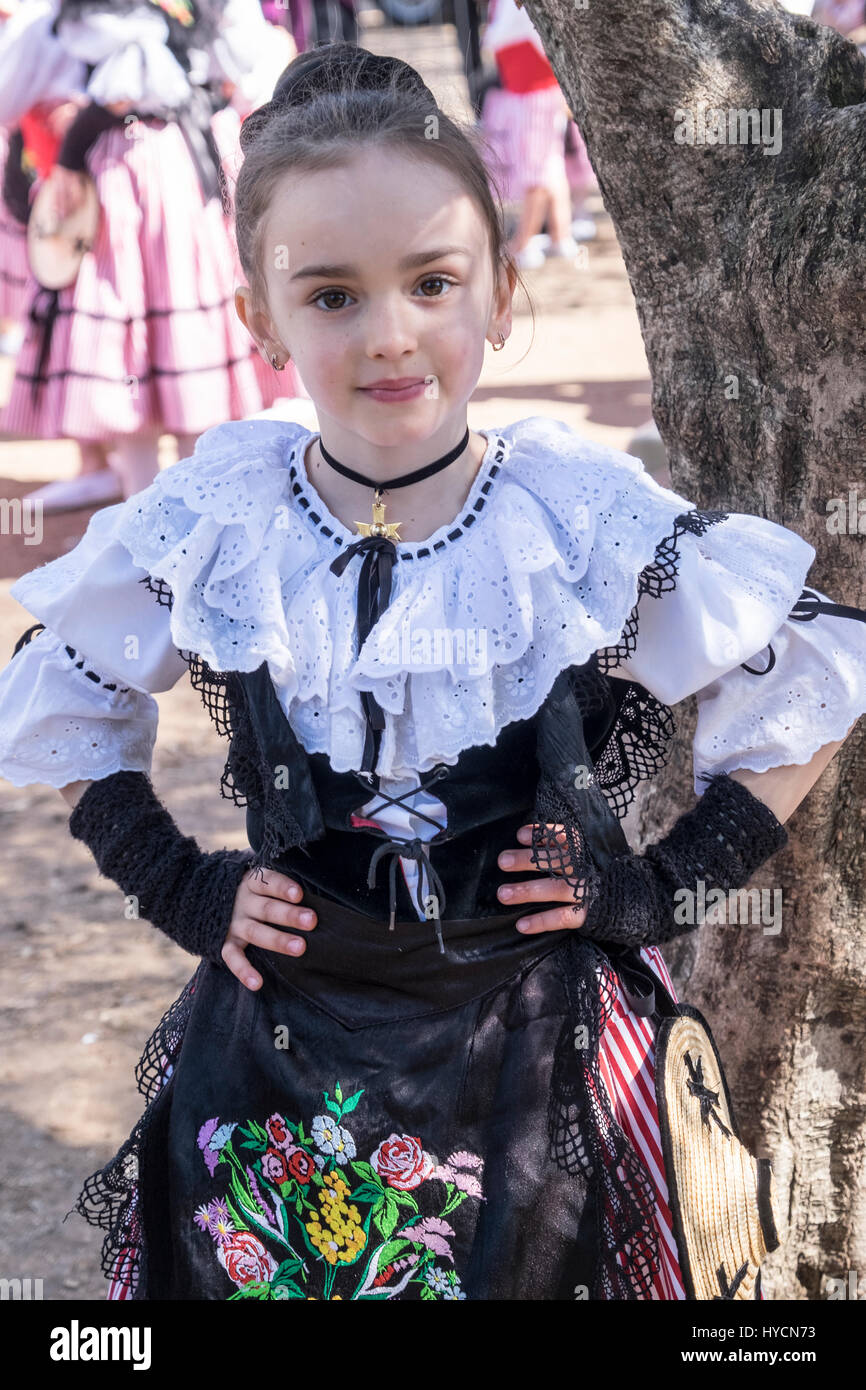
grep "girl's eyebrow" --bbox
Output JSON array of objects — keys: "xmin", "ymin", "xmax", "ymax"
[{"xmin": 289, "ymin": 246, "xmax": 473, "ymax": 281}]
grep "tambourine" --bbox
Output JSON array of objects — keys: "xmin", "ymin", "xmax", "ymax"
[{"xmin": 27, "ymin": 173, "xmax": 101, "ymax": 291}]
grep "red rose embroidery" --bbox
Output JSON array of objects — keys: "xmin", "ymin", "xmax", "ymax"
[
  {"xmin": 287, "ymin": 1150, "xmax": 315, "ymax": 1185},
  {"xmin": 261, "ymin": 1147, "xmax": 289, "ymax": 1184},
  {"xmin": 218, "ymin": 1231, "xmax": 277, "ymax": 1287},
  {"xmin": 266, "ymin": 1114, "xmax": 291, "ymax": 1149},
  {"xmin": 371, "ymin": 1134, "xmax": 434, "ymax": 1191}
]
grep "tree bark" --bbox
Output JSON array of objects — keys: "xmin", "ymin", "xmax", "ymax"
[{"xmin": 523, "ymin": 0, "xmax": 866, "ymax": 1298}]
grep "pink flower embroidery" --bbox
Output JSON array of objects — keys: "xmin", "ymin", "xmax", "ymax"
[{"xmin": 411, "ymin": 1216, "xmax": 456, "ymax": 1259}]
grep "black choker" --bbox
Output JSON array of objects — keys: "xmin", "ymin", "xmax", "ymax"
[{"xmin": 318, "ymin": 426, "xmax": 470, "ymax": 541}]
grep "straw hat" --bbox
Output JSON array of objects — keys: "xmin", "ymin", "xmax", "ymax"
[
  {"xmin": 655, "ymin": 1004, "xmax": 785, "ymax": 1300},
  {"xmin": 27, "ymin": 174, "xmax": 100, "ymax": 291}
]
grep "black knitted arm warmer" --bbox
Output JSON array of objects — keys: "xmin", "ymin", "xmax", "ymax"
[
  {"xmin": 580, "ymin": 773, "xmax": 789, "ymax": 948},
  {"xmin": 68, "ymin": 770, "xmax": 255, "ymax": 962}
]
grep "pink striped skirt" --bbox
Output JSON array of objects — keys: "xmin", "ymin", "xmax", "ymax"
[
  {"xmin": 0, "ymin": 113, "xmax": 303, "ymax": 442},
  {"xmin": 480, "ymin": 84, "xmax": 570, "ymax": 204}
]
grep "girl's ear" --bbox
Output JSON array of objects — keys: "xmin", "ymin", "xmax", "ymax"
[
  {"xmin": 235, "ymin": 286, "xmax": 285, "ymax": 360},
  {"xmin": 491, "ymin": 257, "xmax": 516, "ymax": 340}
]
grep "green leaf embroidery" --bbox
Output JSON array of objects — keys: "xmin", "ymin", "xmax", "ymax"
[
  {"xmin": 341, "ymin": 1090, "xmax": 364, "ymax": 1115},
  {"xmin": 374, "ymin": 1195, "xmax": 400, "ymax": 1241},
  {"xmin": 376, "ymin": 1237, "xmax": 411, "ymax": 1269},
  {"xmin": 391, "ymin": 1189, "xmax": 419, "ymax": 1210},
  {"xmin": 335, "ymin": 1083, "xmax": 343, "ymax": 1104},
  {"xmin": 350, "ymin": 1160, "xmax": 381, "ymax": 1185},
  {"xmin": 350, "ymin": 1182, "xmax": 387, "ymax": 1205}
]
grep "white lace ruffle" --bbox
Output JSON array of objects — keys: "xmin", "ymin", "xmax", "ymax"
[
  {"xmin": 4, "ymin": 415, "xmax": 863, "ymax": 793},
  {"xmin": 58, "ymin": 8, "xmax": 193, "ymax": 111},
  {"xmin": 0, "ymin": 629, "xmax": 159, "ymax": 789},
  {"xmin": 105, "ymin": 415, "xmax": 701, "ymax": 778}
]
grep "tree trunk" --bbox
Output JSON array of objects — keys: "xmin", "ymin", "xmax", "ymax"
[{"xmin": 523, "ymin": 0, "xmax": 866, "ymax": 1298}]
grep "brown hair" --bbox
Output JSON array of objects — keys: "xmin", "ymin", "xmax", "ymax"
[{"xmin": 234, "ymin": 42, "xmax": 533, "ymax": 340}]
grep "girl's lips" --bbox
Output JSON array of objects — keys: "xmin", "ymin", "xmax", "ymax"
[{"xmin": 360, "ymin": 380, "xmax": 428, "ymax": 402}]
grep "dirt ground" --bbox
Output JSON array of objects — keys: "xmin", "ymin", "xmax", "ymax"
[{"xmin": 0, "ymin": 15, "xmax": 651, "ymax": 1300}]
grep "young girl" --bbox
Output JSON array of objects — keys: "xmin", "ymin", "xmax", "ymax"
[{"xmin": 1, "ymin": 42, "xmax": 865, "ymax": 1302}]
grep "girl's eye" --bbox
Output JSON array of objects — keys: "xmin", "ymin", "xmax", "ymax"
[
  {"xmin": 312, "ymin": 289, "xmax": 352, "ymax": 312},
  {"xmin": 416, "ymin": 276, "xmax": 454, "ymax": 297}
]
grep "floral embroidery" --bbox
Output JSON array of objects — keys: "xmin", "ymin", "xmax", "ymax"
[{"xmin": 193, "ymin": 1083, "xmax": 483, "ymax": 1300}]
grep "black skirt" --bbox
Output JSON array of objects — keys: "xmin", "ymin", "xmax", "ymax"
[{"xmin": 80, "ymin": 890, "xmax": 666, "ymax": 1301}]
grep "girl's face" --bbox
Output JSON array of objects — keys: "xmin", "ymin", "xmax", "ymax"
[{"xmin": 236, "ymin": 145, "xmax": 514, "ymax": 462}]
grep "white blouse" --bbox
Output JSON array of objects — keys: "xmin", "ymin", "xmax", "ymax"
[{"xmin": 2, "ymin": 416, "xmax": 864, "ymax": 909}]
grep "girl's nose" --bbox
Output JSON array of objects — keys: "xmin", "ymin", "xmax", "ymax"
[{"xmin": 364, "ymin": 299, "xmax": 418, "ymax": 357}]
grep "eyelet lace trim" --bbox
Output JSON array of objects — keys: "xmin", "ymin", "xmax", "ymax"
[{"xmin": 139, "ymin": 575, "xmax": 308, "ymax": 876}]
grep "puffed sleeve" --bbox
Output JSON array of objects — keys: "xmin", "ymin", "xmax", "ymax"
[
  {"xmin": 611, "ymin": 511, "xmax": 866, "ymax": 793},
  {"xmin": 0, "ymin": 2, "xmax": 87, "ymax": 126},
  {"xmin": 0, "ymin": 502, "xmax": 189, "ymax": 789}
]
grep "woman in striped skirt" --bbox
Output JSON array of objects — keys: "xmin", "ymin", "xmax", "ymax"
[
  {"xmin": 480, "ymin": 0, "xmax": 580, "ymax": 270},
  {"xmin": 0, "ymin": 0, "xmax": 305, "ymax": 505}
]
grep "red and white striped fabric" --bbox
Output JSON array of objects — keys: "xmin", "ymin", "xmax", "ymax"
[
  {"xmin": 0, "ymin": 113, "xmax": 302, "ymax": 442},
  {"xmin": 597, "ymin": 945, "xmax": 687, "ymax": 1299}
]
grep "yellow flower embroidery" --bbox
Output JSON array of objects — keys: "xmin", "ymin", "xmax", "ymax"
[{"xmin": 305, "ymin": 1179, "xmax": 366, "ymax": 1264}]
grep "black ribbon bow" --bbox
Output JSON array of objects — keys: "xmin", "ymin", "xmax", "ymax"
[{"xmin": 330, "ymin": 534, "xmax": 399, "ymax": 775}]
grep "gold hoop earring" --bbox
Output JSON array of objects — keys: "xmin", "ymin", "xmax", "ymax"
[
  {"xmin": 492, "ymin": 332, "xmax": 506, "ymax": 352},
  {"xmin": 270, "ymin": 351, "xmax": 286, "ymax": 372}
]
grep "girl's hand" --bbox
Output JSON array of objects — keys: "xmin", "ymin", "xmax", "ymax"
[
  {"xmin": 498, "ymin": 823, "xmax": 587, "ymax": 934},
  {"xmin": 222, "ymin": 867, "xmax": 317, "ymax": 992}
]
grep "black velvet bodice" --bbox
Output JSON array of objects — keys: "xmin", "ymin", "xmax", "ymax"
[{"xmin": 240, "ymin": 659, "xmax": 632, "ymax": 924}]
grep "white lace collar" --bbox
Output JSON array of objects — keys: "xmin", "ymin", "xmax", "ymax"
[{"xmin": 114, "ymin": 415, "xmax": 693, "ymax": 779}]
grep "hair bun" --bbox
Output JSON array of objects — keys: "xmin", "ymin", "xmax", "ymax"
[{"xmin": 272, "ymin": 42, "xmax": 435, "ymax": 112}]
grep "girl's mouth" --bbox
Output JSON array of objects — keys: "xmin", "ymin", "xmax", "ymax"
[{"xmin": 359, "ymin": 379, "xmax": 428, "ymax": 403}]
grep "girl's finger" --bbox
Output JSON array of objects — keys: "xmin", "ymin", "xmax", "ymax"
[
  {"xmin": 250, "ymin": 895, "xmax": 317, "ymax": 931},
  {"xmin": 516, "ymin": 823, "xmax": 568, "ymax": 845},
  {"xmin": 246, "ymin": 868, "xmax": 304, "ymax": 903},
  {"xmin": 233, "ymin": 919, "xmax": 308, "ymax": 958},
  {"xmin": 497, "ymin": 875, "xmax": 575, "ymax": 905},
  {"xmin": 514, "ymin": 903, "xmax": 587, "ymax": 934},
  {"xmin": 498, "ymin": 846, "xmax": 556, "ymax": 873},
  {"xmin": 221, "ymin": 938, "xmax": 263, "ymax": 992}
]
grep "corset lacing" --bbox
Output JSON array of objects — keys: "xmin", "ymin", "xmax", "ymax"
[{"xmin": 352, "ymin": 763, "xmax": 451, "ymax": 951}]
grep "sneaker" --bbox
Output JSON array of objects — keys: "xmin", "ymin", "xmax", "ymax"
[
  {"xmin": 514, "ymin": 243, "xmax": 546, "ymax": 271},
  {"xmin": 547, "ymin": 236, "xmax": 586, "ymax": 262},
  {"xmin": 570, "ymin": 216, "xmax": 597, "ymax": 242},
  {"xmin": 0, "ymin": 324, "xmax": 24, "ymax": 356},
  {"xmin": 23, "ymin": 468, "xmax": 125, "ymax": 514}
]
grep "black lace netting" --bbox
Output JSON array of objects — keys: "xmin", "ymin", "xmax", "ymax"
[
  {"xmin": 549, "ymin": 936, "xmax": 659, "ymax": 1298},
  {"xmin": 528, "ymin": 508, "xmax": 730, "ymax": 904},
  {"xmin": 596, "ymin": 508, "xmax": 730, "ymax": 671},
  {"xmin": 73, "ymin": 967, "xmax": 201, "ymax": 1297},
  {"xmin": 138, "ymin": 576, "xmax": 307, "ymax": 879}
]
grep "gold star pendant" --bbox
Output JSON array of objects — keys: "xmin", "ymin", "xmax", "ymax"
[{"xmin": 354, "ymin": 490, "xmax": 402, "ymax": 540}]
